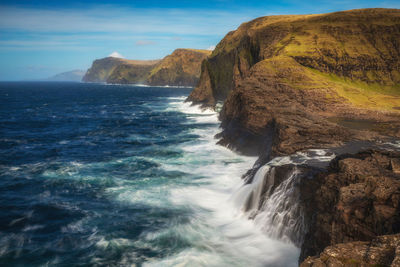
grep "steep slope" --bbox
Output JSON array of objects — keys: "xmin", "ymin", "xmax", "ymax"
[
  {"xmin": 146, "ymin": 49, "xmax": 211, "ymax": 86},
  {"xmin": 82, "ymin": 57, "xmax": 159, "ymax": 83},
  {"xmin": 47, "ymin": 70, "xmax": 85, "ymax": 82},
  {"xmin": 106, "ymin": 60, "xmax": 160, "ymax": 84},
  {"xmin": 188, "ymin": 8, "xmax": 400, "ymax": 157},
  {"xmin": 185, "ymin": 8, "xmax": 400, "ymax": 266},
  {"xmin": 83, "ymin": 49, "xmax": 210, "ymax": 86}
]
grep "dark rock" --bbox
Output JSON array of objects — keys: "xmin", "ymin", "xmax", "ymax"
[
  {"xmin": 300, "ymin": 234, "xmax": 400, "ymax": 267},
  {"xmin": 300, "ymin": 150, "xmax": 400, "ymax": 263}
]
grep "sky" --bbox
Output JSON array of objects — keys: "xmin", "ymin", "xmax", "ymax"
[{"xmin": 0, "ymin": 0, "xmax": 399, "ymax": 80}]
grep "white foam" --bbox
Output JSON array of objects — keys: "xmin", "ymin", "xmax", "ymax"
[{"xmin": 139, "ymin": 98, "xmax": 299, "ymax": 266}]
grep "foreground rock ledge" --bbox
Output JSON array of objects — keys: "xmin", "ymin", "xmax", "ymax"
[
  {"xmin": 299, "ymin": 149, "xmax": 400, "ymax": 265},
  {"xmin": 300, "ymin": 234, "xmax": 400, "ymax": 267}
]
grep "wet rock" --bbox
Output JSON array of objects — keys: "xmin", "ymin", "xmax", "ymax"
[{"xmin": 300, "ymin": 150, "xmax": 400, "ymax": 263}]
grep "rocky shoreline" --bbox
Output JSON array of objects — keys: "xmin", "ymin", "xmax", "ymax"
[{"xmin": 187, "ymin": 8, "xmax": 400, "ymax": 266}]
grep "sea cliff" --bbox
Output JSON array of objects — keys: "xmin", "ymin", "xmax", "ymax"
[
  {"xmin": 187, "ymin": 8, "xmax": 400, "ymax": 266},
  {"xmin": 83, "ymin": 49, "xmax": 211, "ymax": 86},
  {"xmin": 188, "ymin": 8, "xmax": 400, "ymax": 158}
]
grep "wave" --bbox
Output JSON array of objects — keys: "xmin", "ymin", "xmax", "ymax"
[
  {"xmin": 231, "ymin": 150, "xmax": 335, "ymax": 247},
  {"xmin": 140, "ymin": 101, "xmax": 299, "ymax": 267}
]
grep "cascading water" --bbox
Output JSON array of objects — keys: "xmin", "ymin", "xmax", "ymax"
[{"xmin": 232, "ymin": 150, "xmax": 336, "ymax": 247}]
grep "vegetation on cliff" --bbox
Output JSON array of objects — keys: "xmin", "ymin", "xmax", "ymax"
[
  {"xmin": 189, "ymin": 8, "xmax": 400, "ymax": 109},
  {"xmin": 188, "ymin": 8, "xmax": 400, "ymax": 157},
  {"xmin": 82, "ymin": 57, "xmax": 159, "ymax": 83},
  {"xmin": 147, "ymin": 49, "xmax": 211, "ymax": 86},
  {"xmin": 83, "ymin": 49, "xmax": 211, "ymax": 86}
]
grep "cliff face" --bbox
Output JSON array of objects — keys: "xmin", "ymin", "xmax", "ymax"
[
  {"xmin": 147, "ymin": 49, "xmax": 211, "ymax": 86},
  {"xmin": 188, "ymin": 8, "xmax": 400, "ymax": 157},
  {"xmin": 106, "ymin": 60, "xmax": 159, "ymax": 84},
  {"xmin": 82, "ymin": 57, "xmax": 159, "ymax": 83},
  {"xmin": 83, "ymin": 49, "xmax": 210, "ymax": 86},
  {"xmin": 186, "ymin": 8, "xmax": 400, "ymax": 265}
]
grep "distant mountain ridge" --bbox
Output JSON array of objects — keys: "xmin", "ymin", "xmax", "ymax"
[
  {"xmin": 48, "ymin": 70, "xmax": 86, "ymax": 82},
  {"xmin": 82, "ymin": 48, "xmax": 211, "ymax": 86}
]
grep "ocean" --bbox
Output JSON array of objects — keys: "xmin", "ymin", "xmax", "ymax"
[{"xmin": 0, "ymin": 82, "xmax": 299, "ymax": 266}]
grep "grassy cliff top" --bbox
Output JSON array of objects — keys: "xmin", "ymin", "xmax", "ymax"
[
  {"xmin": 194, "ymin": 8, "xmax": 400, "ymax": 111},
  {"xmin": 118, "ymin": 58, "xmax": 161, "ymax": 66},
  {"xmin": 213, "ymin": 8, "xmax": 400, "ymax": 55},
  {"xmin": 149, "ymin": 48, "xmax": 211, "ymax": 77}
]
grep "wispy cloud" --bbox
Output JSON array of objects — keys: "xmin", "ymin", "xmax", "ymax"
[
  {"xmin": 135, "ymin": 40, "xmax": 157, "ymax": 46},
  {"xmin": 0, "ymin": 5, "xmax": 257, "ymax": 35}
]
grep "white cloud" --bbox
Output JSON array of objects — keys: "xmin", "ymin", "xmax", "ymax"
[
  {"xmin": 108, "ymin": 51, "xmax": 124, "ymax": 58},
  {"xmin": 207, "ymin": 45, "xmax": 216, "ymax": 51}
]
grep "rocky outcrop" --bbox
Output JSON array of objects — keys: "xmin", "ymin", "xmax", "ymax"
[
  {"xmin": 299, "ymin": 150, "xmax": 400, "ymax": 263},
  {"xmin": 300, "ymin": 234, "xmax": 400, "ymax": 267},
  {"xmin": 187, "ymin": 8, "xmax": 400, "ymax": 157},
  {"xmin": 83, "ymin": 49, "xmax": 210, "ymax": 86},
  {"xmin": 147, "ymin": 49, "xmax": 211, "ymax": 86}
]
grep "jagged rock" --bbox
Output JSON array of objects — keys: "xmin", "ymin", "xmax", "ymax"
[
  {"xmin": 300, "ymin": 234, "xmax": 400, "ymax": 267},
  {"xmin": 300, "ymin": 150, "xmax": 400, "ymax": 263}
]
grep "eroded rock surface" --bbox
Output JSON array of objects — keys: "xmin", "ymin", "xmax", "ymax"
[
  {"xmin": 300, "ymin": 150, "xmax": 400, "ymax": 263},
  {"xmin": 300, "ymin": 234, "xmax": 400, "ymax": 267},
  {"xmin": 188, "ymin": 8, "xmax": 400, "ymax": 157}
]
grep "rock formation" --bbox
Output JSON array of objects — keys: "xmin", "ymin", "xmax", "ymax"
[
  {"xmin": 186, "ymin": 8, "xmax": 400, "ymax": 266},
  {"xmin": 147, "ymin": 49, "xmax": 211, "ymax": 86},
  {"xmin": 188, "ymin": 8, "xmax": 400, "ymax": 158},
  {"xmin": 300, "ymin": 234, "xmax": 400, "ymax": 267},
  {"xmin": 299, "ymin": 150, "xmax": 400, "ymax": 263},
  {"xmin": 82, "ymin": 49, "xmax": 211, "ymax": 86},
  {"xmin": 82, "ymin": 57, "xmax": 159, "ymax": 83}
]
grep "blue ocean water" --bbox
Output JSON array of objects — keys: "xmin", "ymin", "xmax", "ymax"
[{"xmin": 0, "ymin": 82, "xmax": 298, "ymax": 266}]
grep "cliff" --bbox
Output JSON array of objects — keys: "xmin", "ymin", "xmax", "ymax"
[
  {"xmin": 82, "ymin": 57, "xmax": 159, "ymax": 83},
  {"xmin": 147, "ymin": 49, "xmax": 211, "ymax": 86},
  {"xmin": 186, "ymin": 8, "xmax": 400, "ymax": 266},
  {"xmin": 106, "ymin": 60, "xmax": 160, "ymax": 84},
  {"xmin": 82, "ymin": 49, "xmax": 210, "ymax": 86},
  {"xmin": 188, "ymin": 8, "xmax": 400, "ymax": 158}
]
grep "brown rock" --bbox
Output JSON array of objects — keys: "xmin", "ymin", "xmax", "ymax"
[
  {"xmin": 300, "ymin": 234, "xmax": 400, "ymax": 267},
  {"xmin": 300, "ymin": 150, "xmax": 400, "ymax": 262},
  {"xmin": 187, "ymin": 8, "xmax": 400, "ymax": 157},
  {"xmin": 391, "ymin": 158, "xmax": 400, "ymax": 174}
]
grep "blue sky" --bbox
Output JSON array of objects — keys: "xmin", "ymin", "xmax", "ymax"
[{"xmin": 0, "ymin": 0, "xmax": 399, "ymax": 80}]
